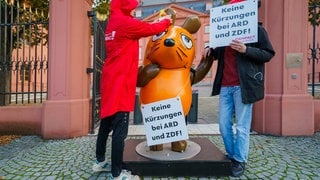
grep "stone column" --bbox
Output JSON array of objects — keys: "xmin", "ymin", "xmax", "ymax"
[
  {"xmin": 42, "ymin": 0, "xmax": 92, "ymax": 138},
  {"xmin": 252, "ymin": 0, "xmax": 314, "ymax": 136}
]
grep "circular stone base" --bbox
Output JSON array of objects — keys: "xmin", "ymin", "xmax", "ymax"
[{"xmin": 135, "ymin": 140, "xmax": 201, "ymax": 161}]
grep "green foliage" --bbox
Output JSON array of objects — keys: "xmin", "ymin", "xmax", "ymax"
[
  {"xmin": 1, "ymin": 0, "xmax": 110, "ymax": 51},
  {"xmin": 224, "ymin": 0, "xmax": 231, "ymax": 4},
  {"xmin": 92, "ymin": 0, "xmax": 110, "ymax": 20},
  {"xmin": 94, "ymin": 0, "xmax": 110, "ymax": 14},
  {"xmin": 309, "ymin": 0, "xmax": 320, "ymax": 26},
  {"xmin": 1, "ymin": 0, "xmax": 49, "ymax": 50},
  {"xmin": 24, "ymin": 0, "xmax": 49, "ymax": 15}
]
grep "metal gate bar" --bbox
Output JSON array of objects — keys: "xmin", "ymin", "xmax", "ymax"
[{"xmin": 87, "ymin": 11, "xmax": 106, "ymax": 134}]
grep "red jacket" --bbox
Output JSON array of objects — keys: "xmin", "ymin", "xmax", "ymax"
[{"xmin": 100, "ymin": 0, "xmax": 171, "ymax": 118}]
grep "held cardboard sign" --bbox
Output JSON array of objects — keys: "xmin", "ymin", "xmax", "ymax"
[
  {"xmin": 140, "ymin": 97, "xmax": 189, "ymax": 146},
  {"xmin": 209, "ymin": 0, "xmax": 258, "ymax": 47}
]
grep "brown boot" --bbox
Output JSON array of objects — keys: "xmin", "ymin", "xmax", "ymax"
[
  {"xmin": 149, "ymin": 144, "xmax": 163, "ymax": 151},
  {"xmin": 171, "ymin": 140, "xmax": 187, "ymax": 152}
]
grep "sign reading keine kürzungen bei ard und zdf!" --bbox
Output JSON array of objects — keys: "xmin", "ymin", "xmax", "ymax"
[
  {"xmin": 209, "ymin": 0, "xmax": 258, "ymax": 48},
  {"xmin": 140, "ymin": 97, "xmax": 189, "ymax": 146}
]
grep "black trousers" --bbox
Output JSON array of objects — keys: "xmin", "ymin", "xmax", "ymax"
[{"xmin": 96, "ymin": 112, "xmax": 129, "ymax": 177}]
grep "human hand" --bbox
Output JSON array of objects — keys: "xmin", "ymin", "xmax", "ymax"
[
  {"xmin": 158, "ymin": 14, "xmax": 172, "ymax": 24},
  {"xmin": 230, "ymin": 40, "xmax": 246, "ymax": 53},
  {"xmin": 202, "ymin": 47, "xmax": 212, "ymax": 58}
]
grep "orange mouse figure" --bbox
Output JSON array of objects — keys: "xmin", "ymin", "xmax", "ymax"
[{"xmin": 137, "ymin": 8, "xmax": 214, "ymax": 152}]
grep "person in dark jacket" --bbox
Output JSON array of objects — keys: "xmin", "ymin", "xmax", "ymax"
[{"xmin": 206, "ymin": 0, "xmax": 275, "ymax": 177}]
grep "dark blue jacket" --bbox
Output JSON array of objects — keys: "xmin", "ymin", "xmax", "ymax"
[{"xmin": 211, "ymin": 24, "xmax": 275, "ymax": 104}]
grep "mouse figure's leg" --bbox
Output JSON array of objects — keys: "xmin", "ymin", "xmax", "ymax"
[
  {"xmin": 171, "ymin": 140, "xmax": 187, "ymax": 152},
  {"xmin": 171, "ymin": 116, "xmax": 188, "ymax": 152},
  {"xmin": 149, "ymin": 144, "xmax": 163, "ymax": 151}
]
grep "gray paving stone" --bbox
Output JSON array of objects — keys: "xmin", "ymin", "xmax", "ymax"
[{"xmin": 1, "ymin": 100, "xmax": 320, "ymax": 180}]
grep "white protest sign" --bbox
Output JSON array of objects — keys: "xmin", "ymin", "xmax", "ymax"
[
  {"xmin": 209, "ymin": 0, "xmax": 258, "ymax": 47},
  {"xmin": 140, "ymin": 97, "xmax": 189, "ymax": 146}
]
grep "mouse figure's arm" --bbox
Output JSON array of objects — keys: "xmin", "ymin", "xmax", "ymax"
[
  {"xmin": 137, "ymin": 63, "xmax": 160, "ymax": 87},
  {"xmin": 190, "ymin": 47, "xmax": 214, "ymax": 85}
]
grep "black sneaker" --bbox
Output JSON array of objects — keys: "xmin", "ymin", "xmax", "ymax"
[
  {"xmin": 231, "ymin": 160, "xmax": 245, "ymax": 177},
  {"xmin": 225, "ymin": 155, "xmax": 234, "ymax": 161}
]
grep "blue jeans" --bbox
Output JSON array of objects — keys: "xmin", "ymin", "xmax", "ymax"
[{"xmin": 219, "ymin": 86, "xmax": 253, "ymax": 163}]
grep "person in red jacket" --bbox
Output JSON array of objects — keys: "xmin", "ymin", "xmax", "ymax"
[{"xmin": 92, "ymin": 0, "xmax": 172, "ymax": 179}]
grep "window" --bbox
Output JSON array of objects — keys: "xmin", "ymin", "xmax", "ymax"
[
  {"xmin": 204, "ymin": 42, "xmax": 210, "ymax": 48},
  {"xmin": 20, "ymin": 62, "xmax": 30, "ymax": 82},
  {"xmin": 135, "ymin": 9, "xmax": 142, "ymax": 17},
  {"xmin": 205, "ymin": 25, "xmax": 210, "ymax": 33},
  {"xmin": 206, "ymin": 1, "xmax": 213, "ymax": 11}
]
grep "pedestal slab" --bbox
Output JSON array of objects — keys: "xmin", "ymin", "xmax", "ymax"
[
  {"xmin": 123, "ymin": 138, "xmax": 231, "ymax": 177},
  {"xmin": 135, "ymin": 140, "xmax": 201, "ymax": 161}
]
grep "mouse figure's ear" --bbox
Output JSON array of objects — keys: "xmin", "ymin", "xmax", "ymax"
[
  {"xmin": 181, "ymin": 15, "xmax": 201, "ymax": 34},
  {"xmin": 160, "ymin": 8, "xmax": 176, "ymax": 25}
]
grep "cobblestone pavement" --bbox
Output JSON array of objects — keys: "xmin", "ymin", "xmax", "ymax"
[
  {"xmin": 1, "ymin": 85, "xmax": 320, "ymax": 179},
  {"xmin": 1, "ymin": 133, "xmax": 320, "ymax": 180}
]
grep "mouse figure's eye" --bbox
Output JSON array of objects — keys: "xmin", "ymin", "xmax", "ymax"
[
  {"xmin": 181, "ymin": 34, "xmax": 192, "ymax": 49},
  {"xmin": 152, "ymin": 31, "xmax": 166, "ymax": 41}
]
